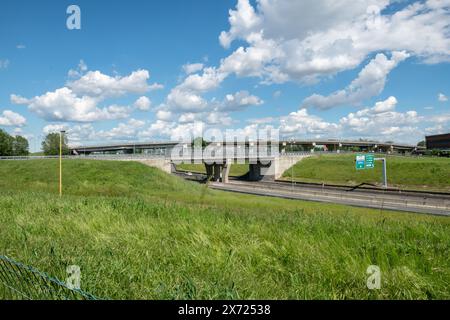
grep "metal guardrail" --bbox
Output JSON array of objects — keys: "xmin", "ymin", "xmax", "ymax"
[
  {"xmin": 0, "ymin": 255, "xmax": 98, "ymax": 300},
  {"xmin": 0, "ymin": 154, "xmax": 167, "ymax": 161}
]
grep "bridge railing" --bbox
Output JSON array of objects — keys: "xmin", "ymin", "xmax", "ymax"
[
  {"xmin": 0, "ymin": 150, "xmax": 419, "ymax": 161},
  {"xmin": 0, "ymin": 154, "xmax": 167, "ymax": 161}
]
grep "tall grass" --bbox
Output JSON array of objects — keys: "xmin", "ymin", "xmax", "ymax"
[{"xmin": 0, "ymin": 160, "xmax": 449, "ymax": 299}]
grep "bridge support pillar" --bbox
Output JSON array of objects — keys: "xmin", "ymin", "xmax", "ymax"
[
  {"xmin": 222, "ymin": 161, "xmax": 231, "ymax": 183},
  {"xmin": 213, "ymin": 164, "xmax": 221, "ymax": 182},
  {"xmin": 205, "ymin": 163, "xmax": 214, "ymax": 180},
  {"xmin": 248, "ymin": 163, "xmax": 262, "ymax": 181}
]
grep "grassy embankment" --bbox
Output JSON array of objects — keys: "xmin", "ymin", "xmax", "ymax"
[
  {"xmin": 282, "ymin": 154, "xmax": 450, "ymax": 192},
  {"xmin": 0, "ymin": 159, "xmax": 449, "ymax": 299}
]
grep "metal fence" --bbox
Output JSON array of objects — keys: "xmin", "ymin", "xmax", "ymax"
[{"xmin": 0, "ymin": 255, "xmax": 97, "ymax": 300}]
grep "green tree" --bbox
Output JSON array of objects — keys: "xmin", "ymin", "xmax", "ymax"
[
  {"xmin": 417, "ymin": 140, "xmax": 426, "ymax": 147},
  {"xmin": 12, "ymin": 135, "xmax": 29, "ymax": 156},
  {"xmin": 0, "ymin": 129, "xmax": 13, "ymax": 156},
  {"xmin": 42, "ymin": 132, "xmax": 70, "ymax": 156},
  {"xmin": 192, "ymin": 137, "xmax": 208, "ymax": 148}
]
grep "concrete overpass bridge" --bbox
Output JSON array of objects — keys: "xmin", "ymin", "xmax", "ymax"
[
  {"xmin": 70, "ymin": 139, "xmax": 422, "ymax": 156},
  {"xmin": 169, "ymin": 153, "xmax": 310, "ymax": 182},
  {"xmin": 67, "ymin": 139, "xmax": 422, "ymax": 182}
]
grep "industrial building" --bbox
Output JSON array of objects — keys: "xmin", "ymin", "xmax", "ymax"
[{"xmin": 426, "ymin": 133, "xmax": 450, "ymax": 151}]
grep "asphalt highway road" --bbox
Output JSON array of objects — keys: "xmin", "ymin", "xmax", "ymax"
[{"xmin": 176, "ymin": 172, "xmax": 450, "ymax": 216}]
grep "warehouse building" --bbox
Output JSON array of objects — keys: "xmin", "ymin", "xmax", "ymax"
[{"xmin": 425, "ymin": 133, "xmax": 450, "ymax": 151}]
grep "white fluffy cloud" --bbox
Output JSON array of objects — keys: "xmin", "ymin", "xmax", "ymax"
[
  {"xmin": 221, "ymin": 91, "xmax": 264, "ymax": 111},
  {"xmin": 280, "ymin": 108, "xmax": 340, "ymax": 136},
  {"xmin": 68, "ymin": 60, "xmax": 88, "ymax": 78},
  {"xmin": 278, "ymin": 96, "xmax": 424, "ymax": 142},
  {"xmin": 11, "ymin": 69, "xmax": 154, "ymax": 122},
  {"xmin": 67, "ymin": 69, "xmax": 150, "ymax": 98},
  {"xmin": 178, "ymin": 67, "xmax": 227, "ymax": 92},
  {"xmin": 96, "ymin": 118, "xmax": 146, "ymax": 140},
  {"xmin": 219, "ymin": 0, "xmax": 262, "ymax": 49},
  {"xmin": 166, "ymin": 87, "xmax": 208, "ymax": 112},
  {"xmin": 149, "ymin": 83, "xmax": 164, "ymax": 91},
  {"xmin": 372, "ymin": 96, "xmax": 398, "ymax": 113},
  {"xmin": 46, "ymin": 118, "xmax": 148, "ymax": 145},
  {"xmin": 0, "ymin": 110, "xmax": 26, "ymax": 127},
  {"xmin": 14, "ymin": 87, "xmax": 131, "ymax": 122},
  {"xmin": 302, "ymin": 52, "xmax": 409, "ymax": 109},
  {"xmin": 216, "ymin": 0, "xmax": 450, "ymax": 85},
  {"xmin": 438, "ymin": 93, "xmax": 448, "ymax": 102},
  {"xmin": 134, "ymin": 96, "xmax": 152, "ymax": 111},
  {"xmin": 10, "ymin": 94, "xmax": 31, "ymax": 105},
  {"xmin": 183, "ymin": 63, "xmax": 204, "ymax": 74},
  {"xmin": 339, "ymin": 97, "xmax": 421, "ymax": 137}
]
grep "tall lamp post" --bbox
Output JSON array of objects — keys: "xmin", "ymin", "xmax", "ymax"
[{"xmin": 59, "ymin": 130, "xmax": 66, "ymax": 197}]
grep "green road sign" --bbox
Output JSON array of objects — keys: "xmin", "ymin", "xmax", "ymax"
[
  {"xmin": 356, "ymin": 155, "xmax": 365, "ymax": 170},
  {"xmin": 365, "ymin": 154, "xmax": 375, "ymax": 169},
  {"xmin": 356, "ymin": 154, "xmax": 376, "ymax": 170}
]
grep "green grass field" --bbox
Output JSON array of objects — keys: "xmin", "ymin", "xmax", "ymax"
[
  {"xmin": 0, "ymin": 160, "xmax": 449, "ymax": 299},
  {"xmin": 282, "ymin": 154, "xmax": 450, "ymax": 192},
  {"xmin": 177, "ymin": 163, "xmax": 249, "ymax": 177}
]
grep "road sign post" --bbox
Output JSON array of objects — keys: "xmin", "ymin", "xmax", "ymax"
[
  {"xmin": 355, "ymin": 154, "xmax": 388, "ymax": 188},
  {"xmin": 356, "ymin": 155, "xmax": 365, "ymax": 170},
  {"xmin": 365, "ymin": 154, "xmax": 375, "ymax": 169},
  {"xmin": 375, "ymin": 158, "xmax": 388, "ymax": 189}
]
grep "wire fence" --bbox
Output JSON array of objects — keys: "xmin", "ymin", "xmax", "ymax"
[{"xmin": 0, "ymin": 255, "xmax": 98, "ymax": 300}]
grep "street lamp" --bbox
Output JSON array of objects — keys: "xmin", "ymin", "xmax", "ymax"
[{"xmin": 59, "ymin": 130, "xmax": 66, "ymax": 197}]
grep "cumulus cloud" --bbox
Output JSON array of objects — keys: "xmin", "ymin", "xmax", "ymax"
[
  {"xmin": 134, "ymin": 96, "xmax": 152, "ymax": 111},
  {"xmin": 0, "ymin": 110, "xmax": 26, "ymax": 127},
  {"xmin": 10, "ymin": 94, "xmax": 31, "ymax": 105},
  {"xmin": 221, "ymin": 91, "xmax": 264, "ymax": 111},
  {"xmin": 152, "ymin": 0, "xmax": 450, "ymax": 136},
  {"xmin": 17, "ymin": 87, "xmax": 131, "ymax": 122},
  {"xmin": 96, "ymin": 118, "xmax": 146, "ymax": 140},
  {"xmin": 183, "ymin": 63, "xmax": 204, "ymax": 74},
  {"xmin": 68, "ymin": 60, "xmax": 88, "ymax": 78},
  {"xmin": 178, "ymin": 67, "xmax": 227, "ymax": 92},
  {"xmin": 166, "ymin": 87, "xmax": 208, "ymax": 112},
  {"xmin": 339, "ymin": 97, "xmax": 421, "ymax": 138},
  {"xmin": 280, "ymin": 108, "xmax": 340, "ymax": 136},
  {"xmin": 46, "ymin": 119, "xmax": 149, "ymax": 145},
  {"xmin": 156, "ymin": 110, "xmax": 173, "ymax": 121},
  {"xmin": 216, "ymin": 0, "xmax": 450, "ymax": 85},
  {"xmin": 279, "ymin": 96, "xmax": 424, "ymax": 142},
  {"xmin": 138, "ymin": 120, "xmax": 178, "ymax": 141},
  {"xmin": 438, "ymin": 93, "xmax": 448, "ymax": 102},
  {"xmin": 219, "ymin": 0, "xmax": 262, "ymax": 49},
  {"xmin": 67, "ymin": 69, "xmax": 150, "ymax": 98},
  {"xmin": 301, "ymin": 51, "xmax": 409, "ymax": 109},
  {"xmin": 42, "ymin": 123, "xmax": 70, "ymax": 135},
  {"xmin": 149, "ymin": 83, "xmax": 164, "ymax": 91},
  {"xmin": 11, "ymin": 69, "xmax": 153, "ymax": 122}
]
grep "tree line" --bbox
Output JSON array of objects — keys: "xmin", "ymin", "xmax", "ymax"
[
  {"xmin": 0, "ymin": 130, "xmax": 70, "ymax": 156},
  {"xmin": 0, "ymin": 129, "xmax": 29, "ymax": 156}
]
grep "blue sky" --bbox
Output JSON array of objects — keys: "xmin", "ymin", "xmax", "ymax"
[{"xmin": 1, "ymin": 0, "xmax": 449, "ymax": 151}]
